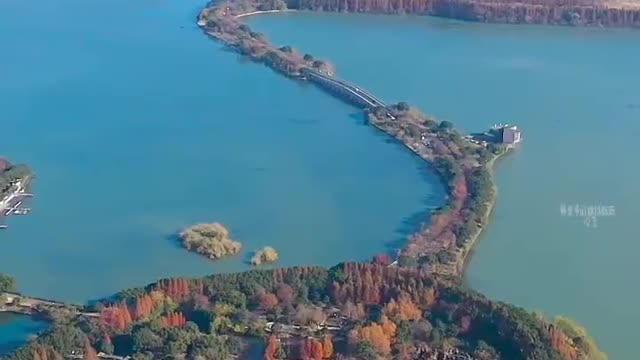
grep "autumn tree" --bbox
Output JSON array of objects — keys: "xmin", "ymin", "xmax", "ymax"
[
  {"xmin": 322, "ymin": 336, "xmax": 334, "ymax": 358},
  {"xmin": 372, "ymin": 253, "xmax": 392, "ymax": 266},
  {"xmin": 382, "ymin": 295, "xmax": 421, "ymax": 321},
  {"xmin": 157, "ymin": 278, "xmax": 191, "ymax": 301},
  {"xmin": 264, "ymin": 335, "xmax": 279, "ymax": 360},
  {"xmin": 159, "ymin": 312, "xmax": 187, "ymax": 328},
  {"xmin": 100, "ymin": 303, "xmax": 133, "ymax": 332},
  {"xmin": 348, "ymin": 320, "xmax": 395, "ymax": 356},
  {"xmin": 276, "ymin": 283, "xmax": 295, "ymax": 306},
  {"xmin": 32, "ymin": 346, "xmax": 63, "ymax": 360},
  {"xmin": 83, "ymin": 339, "xmax": 99, "ymax": 360},
  {"xmin": 258, "ymin": 293, "xmax": 279, "ymax": 312},
  {"xmin": 302, "ymin": 338, "xmax": 324, "ymax": 360}
]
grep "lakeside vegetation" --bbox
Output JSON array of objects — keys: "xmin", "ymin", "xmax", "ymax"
[
  {"xmin": 367, "ymin": 104, "xmax": 505, "ymax": 275},
  {"xmin": 0, "ymin": 262, "xmax": 604, "ymax": 360},
  {"xmin": 251, "ymin": 246, "xmax": 279, "ymax": 265},
  {"xmin": 179, "ymin": 223, "xmax": 242, "ymax": 260},
  {"xmin": 0, "ymin": 274, "xmax": 17, "ymax": 293}
]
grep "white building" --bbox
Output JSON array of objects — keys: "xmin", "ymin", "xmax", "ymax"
[{"xmin": 501, "ymin": 125, "xmax": 522, "ymax": 144}]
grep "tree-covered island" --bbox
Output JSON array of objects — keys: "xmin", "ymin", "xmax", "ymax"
[
  {"xmin": 251, "ymin": 247, "xmax": 279, "ymax": 266},
  {"xmin": 179, "ymin": 223, "xmax": 242, "ymax": 260}
]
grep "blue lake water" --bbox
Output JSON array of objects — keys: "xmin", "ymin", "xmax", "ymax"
[
  {"xmin": 0, "ymin": 0, "xmax": 441, "ymax": 326},
  {"xmin": 248, "ymin": 12, "xmax": 640, "ymax": 359},
  {"xmin": 0, "ymin": 314, "xmax": 47, "ymax": 354}
]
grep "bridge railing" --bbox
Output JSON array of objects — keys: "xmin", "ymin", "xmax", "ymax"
[{"xmin": 302, "ymin": 68, "xmax": 387, "ymax": 108}]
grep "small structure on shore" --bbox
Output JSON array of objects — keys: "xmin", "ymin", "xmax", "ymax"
[
  {"xmin": 494, "ymin": 124, "xmax": 522, "ymax": 144},
  {"xmin": 470, "ymin": 124, "xmax": 523, "ymax": 147}
]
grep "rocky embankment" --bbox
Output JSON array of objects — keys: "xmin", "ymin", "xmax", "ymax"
[{"xmin": 294, "ymin": 0, "xmax": 640, "ymax": 27}]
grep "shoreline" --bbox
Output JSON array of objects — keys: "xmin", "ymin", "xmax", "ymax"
[{"xmin": 460, "ymin": 149, "xmax": 507, "ymax": 273}]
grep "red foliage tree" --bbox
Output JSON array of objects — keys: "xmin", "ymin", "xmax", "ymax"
[
  {"xmin": 348, "ymin": 322, "xmax": 393, "ymax": 356},
  {"xmin": 322, "ymin": 336, "xmax": 334, "ymax": 358},
  {"xmin": 32, "ymin": 346, "xmax": 62, "ymax": 360},
  {"xmin": 383, "ymin": 295, "xmax": 422, "ymax": 321},
  {"xmin": 157, "ymin": 278, "xmax": 191, "ymax": 301},
  {"xmin": 99, "ymin": 303, "xmax": 132, "ymax": 332},
  {"xmin": 83, "ymin": 339, "xmax": 99, "ymax": 360},
  {"xmin": 264, "ymin": 335, "xmax": 278, "ymax": 360},
  {"xmin": 259, "ymin": 293, "xmax": 279, "ymax": 311},
  {"xmin": 301, "ymin": 338, "xmax": 323, "ymax": 360},
  {"xmin": 373, "ymin": 253, "xmax": 392, "ymax": 266},
  {"xmin": 159, "ymin": 311, "xmax": 187, "ymax": 328},
  {"xmin": 276, "ymin": 283, "xmax": 295, "ymax": 305}
]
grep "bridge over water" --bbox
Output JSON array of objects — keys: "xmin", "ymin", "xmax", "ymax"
[{"xmin": 302, "ymin": 68, "xmax": 389, "ymax": 110}]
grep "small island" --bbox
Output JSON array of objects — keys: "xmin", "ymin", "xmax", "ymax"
[
  {"xmin": 250, "ymin": 246, "xmax": 279, "ymax": 265},
  {"xmin": 179, "ymin": 222, "xmax": 242, "ymax": 260}
]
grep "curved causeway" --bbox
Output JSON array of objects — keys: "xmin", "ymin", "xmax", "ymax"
[{"xmin": 198, "ymin": 2, "xmax": 511, "ymax": 278}]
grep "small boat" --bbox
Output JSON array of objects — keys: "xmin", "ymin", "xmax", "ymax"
[{"xmin": 0, "ymin": 224, "xmax": 7, "ymax": 229}]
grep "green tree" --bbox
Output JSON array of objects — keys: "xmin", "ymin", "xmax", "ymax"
[
  {"xmin": 214, "ymin": 289, "xmax": 246, "ymax": 309},
  {"xmin": 396, "ymin": 320, "xmax": 412, "ymax": 344},
  {"xmin": 397, "ymin": 102, "xmax": 410, "ymax": 112},
  {"xmin": 303, "ymin": 54, "xmax": 314, "ymax": 62},
  {"xmin": 354, "ymin": 341, "xmax": 379, "ymax": 359},
  {"xmin": 438, "ymin": 121, "xmax": 453, "ymax": 132},
  {"xmin": 0, "ymin": 274, "xmax": 17, "ymax": 292},
  {"xmin": 312, "ymin": 60, "xmax": 325, "ymax": 69},
  {"xmin": 132, "ymin": 327, "xmax": 162, "ymax": 352},
  {"xmin": 397, "ymin": 255, "xmax": 417, "ymax": 267}
]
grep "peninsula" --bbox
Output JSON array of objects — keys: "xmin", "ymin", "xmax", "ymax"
[{"xmin": 198, "ymin": 0, "xmax": 513, "ymax": 277}]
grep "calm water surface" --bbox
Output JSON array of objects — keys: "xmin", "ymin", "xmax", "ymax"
[
  {"xmin": 249, "ymin": 12, "xmax": 640, "ymax": 360},
  {"xmin": 0, "ymin": 314, "xmax": 47, "ymax": 353},
  {"xmin": 2, "ymin": 1, "xmax": 639, "ymax": 357},
  {"xmin": 0, "ymin": 0, "xmax": 442, "ymax": 350}
]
